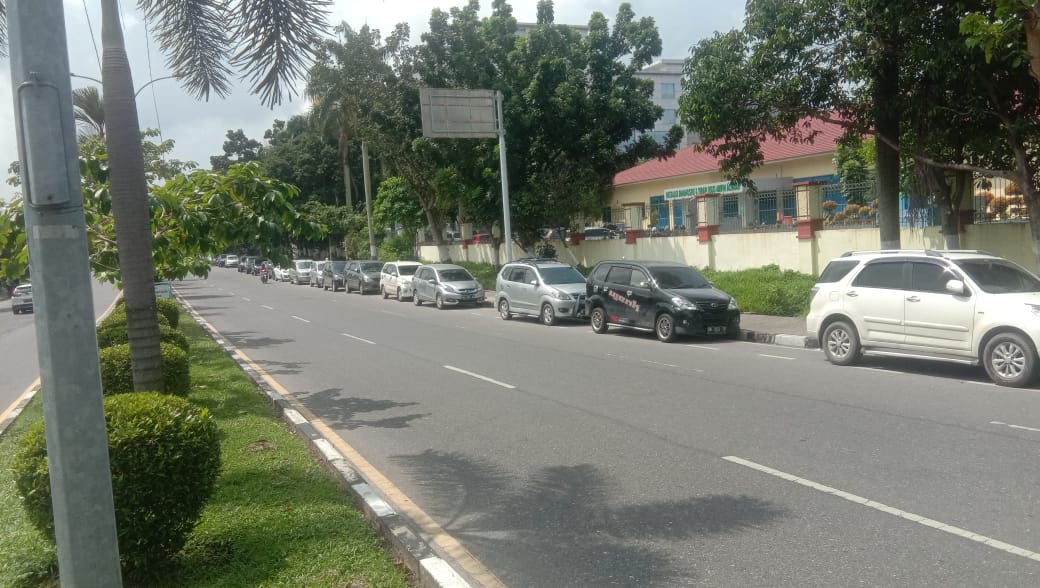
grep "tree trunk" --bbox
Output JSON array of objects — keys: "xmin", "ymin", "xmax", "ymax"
[
  {"xmin": 875, "ymin": 47, "xmax": 902, "ymax": 251},
  {"xmin": 340, "ymin": 131, "xmax": 353, "ymax": 208},
  {"xmin": 101, "ymin": 0, "xmax": 163, "ymax": 391},
  {"xmin": 1026, "ymin": 7, "xmax": 1040, "ymax": 87}
]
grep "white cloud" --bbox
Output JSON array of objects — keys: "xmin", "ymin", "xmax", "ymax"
[{"xmin": 2, "ymin": 0, "xmax": 743, "ymax": 202}]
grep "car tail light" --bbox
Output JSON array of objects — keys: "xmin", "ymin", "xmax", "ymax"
[{"xmin": 809, "ymin": 286, "xmax": 819, "ymax": 302}]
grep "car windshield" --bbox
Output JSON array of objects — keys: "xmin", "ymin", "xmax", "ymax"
[
  {"xmin": 296, "ymin": 261, "xmax": 313, "ymax": 269},
  {"xmin": 398, "ymin": 265, "xmax": 418, "ymax": 276},
  {"xmin": 540, "ymin": 267, "xmax": 586, "ymax": 285},
  {"xmin": 14, "ymin": 285, "xmax": 31, "ymax": 294},
  {"xmin": 953, "ymin": 259, "xmax": 1040, "ymax": 293},
  {"xmin": 330, "ymin": 261, "xmax": 347, "ymax": 271},
  {"xmin": 650, "ymin": 266, "xmax": 711, "ymax": 289},
  {"xmin": 439, "ymin": 269, "xmax": 473, "ymax": 282},
  {"xmin": 362, "ymin": 262, "xmax": 384, "ymax": 272}
]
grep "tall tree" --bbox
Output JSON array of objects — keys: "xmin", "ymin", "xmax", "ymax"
[
  {"xmin": 209, "ymin": 129, "xmax": 262, "ymax": 172},
  {"xmin": 72, "ymin": 86, "xmax": 106, "ymax": 137},
  {"xmin": 94, "ymin": 0, "xmax": 329, "ymax": 391},
  {"xmin": 261, "ymin": 116, "xmax": 343, "ymax": 204}
]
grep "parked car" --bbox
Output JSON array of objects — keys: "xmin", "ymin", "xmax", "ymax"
[
  {"xmin": 224, "ymin": 254, "xmax": 240, "ymax": 269},
  {"xmin": 582, "ymin": 227, "xmax": 610, "ymax": 240},
  {"xmin": 239, "ymin": 256, "xmax": 258, "ymax": 273},
  {"xmin": 542, "ymin": 227, "xmax": 569, "ymax": 241},
  {"xmin": 496, "ymin": 258, "xmax": 587, "ymax": 325},
  {"xmin": 345, "ymin": 260, "xmax": 384, "ymax": 294},
  {"xmin": 250, "ymin": 259, "xmax": 268, "ymax": 275},
  {"xmin": 471, "ymin": 233, "xmax": 493, "ymax": 245},
  {"xmin": 585, "ymin": 260, "xmax": 740, "ymax": 342},
  {"xmin": 310, "ymin": 261, "xmax": 328, "ymax": 288},
  {"xmin": 412, "ymin": 264, "xmax": 485, "ymax": 309},
  {"xmin": 288, "ymin": 259, "xmax": 314, "ymax": 285},
  {"xmin": 214, "ymin": 254, "xmax": 227, "ymax": 267},
  {"xmin": 322, "ymin": 261, "xmax": 348, "ymax": 291},
  {"xmin": 807, "ymin": 249, "xmax": 1040, "ymax": 387},
  {"xmin": 381, "ymin": 261, "xmax": 422, "ymax": 301},
  {"xmin": 10, "ymin": 284, "xmax": 32, "ymax": 314}
]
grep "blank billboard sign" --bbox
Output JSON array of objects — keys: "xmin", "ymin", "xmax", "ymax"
[{"xmin": 419, "ymin": 88, "xmax": 499, "ymax": 138}]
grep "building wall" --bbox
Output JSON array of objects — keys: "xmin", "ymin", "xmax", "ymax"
[{"xmin": 419, "ymin": 222, "xmax": 1037, "ymax": 277}]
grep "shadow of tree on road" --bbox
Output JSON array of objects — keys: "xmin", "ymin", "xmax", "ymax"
[
  {"xmin": 220, "ymin": 330, "xmax": 294, "ymax": 351},
  {"xmin": 391, "ymin": 450, "xmax": 787, "ymax": 586},
  {"xmin": 296, "ymin": 389, "xmax": 429, "ymax": 430}
]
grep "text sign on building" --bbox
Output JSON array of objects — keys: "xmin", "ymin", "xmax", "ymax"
[
  {"xmin": 419, "ymin": 88, "xmax": 499, "ymax": 138},
  {"xmin": 664, "ymin": 181, "xmax": 742, "ymax": 200}
]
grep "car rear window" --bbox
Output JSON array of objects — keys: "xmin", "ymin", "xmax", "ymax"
[
  {"xmin": 817, "ymin": 260, "xmax": 860, "ymax": 283},
  {"xmin": 398, "ymin": 265, "xmax": 418, "ymax": 276}
]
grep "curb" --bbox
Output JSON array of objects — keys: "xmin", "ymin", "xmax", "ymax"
[
  {"xmin": 741, "ymin": 329, "xmax": 820, "ymax": 349},
  {"xmin": 176, "ymin": 293, "xmax": 473, "ymax": 588}
]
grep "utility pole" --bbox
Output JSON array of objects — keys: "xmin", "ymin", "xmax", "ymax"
[
  {"xmin": 362, "ymin": 141, "xmax": 377, "ymax": 259},
  {"xmin": 496, "ymin": 91, "xmax": 513, "ymax": 263},
  {"xmin": 7, "ymin": 1, "xmax": 124, "ymax": 586}
]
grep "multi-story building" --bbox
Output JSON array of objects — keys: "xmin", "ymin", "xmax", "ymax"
[{"xmin": 635, "ymin": 59, "xmax": 696, "ymax": 148}]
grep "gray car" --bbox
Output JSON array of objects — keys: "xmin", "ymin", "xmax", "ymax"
[
  {"xmin": 288, "ymin": 259, "xmax": 314, "ymax": 285},
  {"xmin": 345, "ymin": 260, "xmax": 384, "ymax": 294},
  {"xmin": 322, "ymin": 260, "xmax": 348, "ymax": 291},
  {"xmin": 496, "ymin": 259, "xmax": 587, "ymax": 325},
  {"xmin": 412, "ymin": 264, "xmax": 485, "ymax": 309}
]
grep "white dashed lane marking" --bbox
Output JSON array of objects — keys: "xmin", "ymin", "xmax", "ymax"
[
  {"xmin": 242, "ymin": 297, "xmax": 251, "ymax": 302},
  {"xmin": 990, "ymin": 421, "xmax": 1040, "ymax": 433},
  {"xmin": 261, "ymin": 305, "xmax": 274, "ymax": 310},
  {"xmin": 687, "ymin": 344, "xmax": 720, "ymax": 351},
  {"xmin": 758, "ymin": 353, "xmax": 794, "ymax": 361},
  {"xmin": 443, "ymin": 365, "xmax": 515, "ymax": 389},
  {"xmin": 342, "ymin": 333, "xmax": 376, "ymax": 345},
  {"xmin": 724, "ymin": 455, "xmax": 1040, "ymax": 563},
  {"xmin": 292, "ymin": 315, "xmax": 311, "ymax": 323}
]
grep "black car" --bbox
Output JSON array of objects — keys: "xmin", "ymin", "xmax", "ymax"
[
  {"xmin": 345, "ymin": 260, "xmax": 384, "ymax": 294},
  {"xmin": 322, "ymin": 260, "xmax": 348, "ymax": 291},
  {"xmin": 585, "ymin": 260, "xmax": 740, "ymax": 342}
]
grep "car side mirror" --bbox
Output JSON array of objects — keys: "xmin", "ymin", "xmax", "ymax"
[
  {"xmin": 529, "ymin": 280, "xmax": 538, "ymax": 286},
  {"xmin": 945, "ymin": 279, "xmax": 967, "ymax": 295}
]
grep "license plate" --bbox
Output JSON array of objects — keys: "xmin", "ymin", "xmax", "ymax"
[{"xmin": 706, "ymin": 326, "xmax": 726, "ymax": 334}]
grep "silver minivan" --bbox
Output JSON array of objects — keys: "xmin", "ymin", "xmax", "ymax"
[
  {"xmin": 496, "ymin": 259, "xmax": 587, "ymax": 325},
  {"xmin": 412, "ymin": 264, "xmax": 485, "ymax": 309},
  {"xmin": 288, "ymin": 259, "xmax": 314, "ymax": 285}
]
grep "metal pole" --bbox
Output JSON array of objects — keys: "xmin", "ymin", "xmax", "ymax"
[
  {"xmin": 496, "ymin": 91, "xmax": 513, "ymax": 263},
  {"xmin": 362, "ymin": 141, "xmax": 377, "ymax": 259},
  {"xmin": 7, "ymin": 1, "xmax": 123, "ymax": 585}
]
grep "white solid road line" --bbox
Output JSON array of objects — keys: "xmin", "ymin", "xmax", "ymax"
[
  {"xmin": 758, "ymin": 353, "xmax": 795, "ymax": 361},
  {"xmin": 990, "ymin": 420, "xmax": 1040, "ymax": 433},
  {"xmin": 687, "ymin": 344, "xmax": 720, "ymax": 351},
  {"xmin": 723, "ymin": 455, "xmax": 1040, "ymax": 563},
  {"xmin": 292, "ymin": 315, "xmax": 311, "ymax": 323},
  {"xmin": 443, "ymin": 365, "xmax": 516, "ymax": 389},
  {"xmin": 342, "ymin": 333, "xmax": 376, "ymax": 345},
  {"xmin": 642, "ymin": 359, "xmax": 679, "ymax": 368},
  {"xmin": 261, "ymin": 305, "xmax": 274, "ymax": 310}
]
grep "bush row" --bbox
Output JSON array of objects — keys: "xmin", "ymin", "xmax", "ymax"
[{"xmin": 99, "ymin": 297, "xmax": 189, "ymax": 394}]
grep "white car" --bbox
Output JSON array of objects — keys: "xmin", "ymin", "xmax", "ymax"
[
  {"xmin": 272, "ymin": 266, "xmax": 291, "ymax": 282},
  {"xmin": 288, "ymin": 259, "xmax": 314, "ymax": 285},
  {"xmin": 224, "ymin": 254, "xmax": 240, "ymax": 268},
  {"xmin": 11, "ymin": 284, "xmax": 32, "ymax": 314},
  {"xmin": 807, "ymin": 249, "xmax": 1040, "ymax": 387},
  {"xmin": 381, "ymin": 261, "xmax": 422, "ymax": 301}
]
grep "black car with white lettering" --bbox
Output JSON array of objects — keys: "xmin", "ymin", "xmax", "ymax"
[{"xmin": 585, "ymin": 260, "xmax": 740, "ymax": 342}]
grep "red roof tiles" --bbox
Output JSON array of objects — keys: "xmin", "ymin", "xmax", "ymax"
[{"xmin": 614, "ymin": 118, "xmax": 847, "ymax": 186}]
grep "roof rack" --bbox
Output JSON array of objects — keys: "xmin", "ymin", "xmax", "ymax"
[
  {"xmin": 512, "ymin": 257, "xmax": 559, "ymax": 263},
  {"xmin": 840, "ymin": 249, "xmax": 994, "ymax": 258}
]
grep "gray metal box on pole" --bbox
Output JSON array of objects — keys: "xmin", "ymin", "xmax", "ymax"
[{"xmin": 7, "ymin": 1, "xmax": 124, "ymax": 585}]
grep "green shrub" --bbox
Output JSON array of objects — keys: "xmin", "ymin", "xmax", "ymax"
[
  {"xmin": 699, "ymin": 264, "xmax": 816, "ymax": 316},
  {"xmin": 99, "ymin": 342, "xmax": 191, "ymax": 395},
  {"xmin": 453, "ymin": 261, "xmax": 499, "ymax": 291},
  {"xmin": 12, "ymin": 392, "xmax": 222, "ymax": 576},
  {"xmin": 99, "ymin": 307, "xmax": 171, "ymax": 331},
  {"xmin": 379, "ymin": 233, "xmax": 417, "ymax": 262},
  {"xmin": 155, "ymin": 298, "xmax": 181, "ymax": 329},
  {"xmin": 96, "ymin": 322, "xmax": 189, "ymax": 353}
]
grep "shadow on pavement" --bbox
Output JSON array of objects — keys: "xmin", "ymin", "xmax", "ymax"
[
  {"xmin": 297, "ymin": 389, "xmax": 430, "ymax": 430},
  {"xmin": 391, "ymin": 450, "xmax": 787, "ymax": 586},
  {"xmin": 220, "ymin": 330, "xmax": 294, "ymax": 350}
]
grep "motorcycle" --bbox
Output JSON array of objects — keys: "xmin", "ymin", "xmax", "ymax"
[{"xmin": 260, "ymin": 268, "xmax": 269, "ymax": 284}]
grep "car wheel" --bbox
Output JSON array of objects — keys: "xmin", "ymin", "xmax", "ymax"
[
  {"xmin": 655, "ymin": 313, "xmax": 676, "ymax": 342},
  {"xmin": 822, "ymin": 320, "xmax": 860, "ymax": 366},
  {"xmin": 436, "ymin": 294, "xmax": 445, "ymax": 310},
  {"xmin": 983, "ymin": 332, "xmax": 1037, "ymax": 387},
  {"xmin": 396, "ymin": 287, "xmax": 403, "ymax": 301},
  {"xmin": 499, "ymin": 299, "xmax": 512, "ymax": 320},
  {"xmin": 541, "ymin": 303, "xmax": 556, "ymax": 326},
  {"xmin": 382, "ymin": 286, "xmax": 389, "ymax": 299},
  {"xmin": 590, "ymin": 306, "xmax": 608, "ymax": 334},
  {"xmin": 413, "ymin": 292, "xmax": 422, "ymax": 306}
]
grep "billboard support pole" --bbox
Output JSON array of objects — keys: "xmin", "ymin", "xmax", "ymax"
[{"xmin": 496, "ymin": 91, "xmax": 512, "ymax": 263}]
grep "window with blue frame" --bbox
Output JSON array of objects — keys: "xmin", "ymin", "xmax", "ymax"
[
  {"xmin": 649, "ymin": 195, "xmax": 670, "ymax": 229},
  {"xmin": 722, "ymin": 194, "xmax": 739, "ymax": 218}
]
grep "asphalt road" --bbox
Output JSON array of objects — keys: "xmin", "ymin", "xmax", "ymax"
[
  {"xmin": 180, "ymin": 269, "xmax": 1040, "ymax": 587},
  {"xmin": 0, "ymin": 280, "xmax": 119, "ymax": 412}
]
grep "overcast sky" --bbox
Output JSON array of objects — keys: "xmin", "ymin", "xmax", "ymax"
[{"xmin": 0, "ymin": 0, "xmax": 745, "ymax": 200}]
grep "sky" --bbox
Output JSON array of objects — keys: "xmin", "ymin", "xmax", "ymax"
[{"xmin": 0, "ymin": 1, "xmax": 745, "ymax": 201}]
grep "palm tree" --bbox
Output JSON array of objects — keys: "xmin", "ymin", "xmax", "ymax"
[
  {"xmin": 1, "ymin": 0, "xmax": 330, "ymax": 391},
  {"xmin": 72, "ymin": 86, "xmax": 106, "ymax": 137}
]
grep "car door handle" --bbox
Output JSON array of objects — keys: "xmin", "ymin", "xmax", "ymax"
[
  {"xmin": 626, "ymin": 290, "xmax": 633, "ymax": 296},
  {"xmin": 846, "ymin": 291, "xmax": 858, "ymax": 297},
  {"xmin": 906, "ymin": 295, "xmax": 920, "ymax": 302}
]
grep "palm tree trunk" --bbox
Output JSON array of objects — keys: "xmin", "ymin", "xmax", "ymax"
[
  {"xmin": 340, "ymin": 130, "xmax": 353, "ymax": 208},
  {"xmin": 101, "ymin": 0, "xmax": 163, "ymax": 391}
]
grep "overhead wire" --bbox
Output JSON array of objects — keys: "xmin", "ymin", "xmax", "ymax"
[{"xmin": 81, "ymin": 0, "xmax": 102, "ymax": 74}]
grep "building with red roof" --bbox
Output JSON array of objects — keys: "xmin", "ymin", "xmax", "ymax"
[{"xmin": 607, "ymin": 118, "xmax": 847, "ymax": 233}]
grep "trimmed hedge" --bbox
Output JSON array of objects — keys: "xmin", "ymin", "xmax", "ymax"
[
  {"xmin": 12, "ymin": 392, "xmax": 222, "ymax": 576},
  {"xmin": 99, "ymin": 342, "xmax": 191, "ymax": 395},
  {"xmin": 99, "ymin": 307, "xmax": 171, "ymax": 331},
  {"xmin": 155, "ymin": 298, "xmax": 181, "ymax": 329},
  {"xmin": 96, "ymin": 322, "xmax": 189, "ymax": 353}
]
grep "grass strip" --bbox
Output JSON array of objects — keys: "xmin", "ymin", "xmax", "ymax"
[{"xmin": 0, "ymin": 316, "xmax": 412, "ymax": 588}]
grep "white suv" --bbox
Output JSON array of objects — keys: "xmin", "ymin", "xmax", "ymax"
[{"xmin": 807, "ymin": 249, "xmax": 1040, "ymax": 387}]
